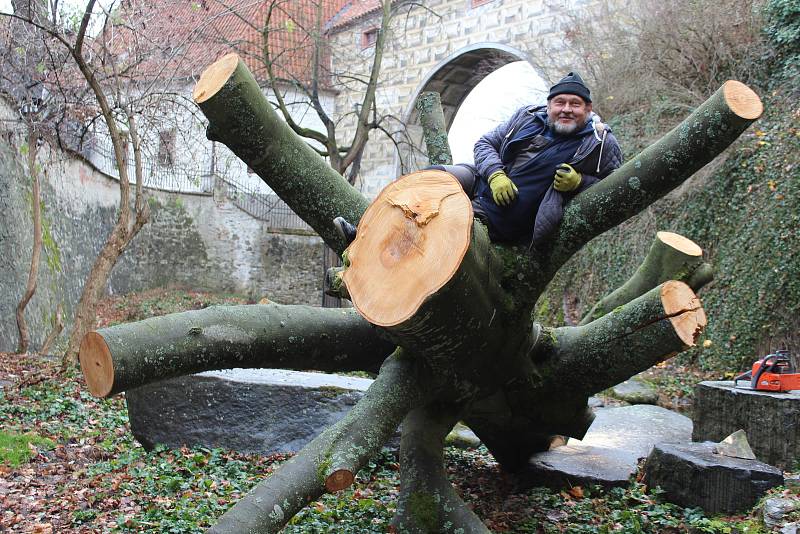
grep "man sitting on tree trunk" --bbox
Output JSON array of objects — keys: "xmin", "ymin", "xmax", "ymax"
[{"xmin": 335, "ymin": 72, "xmax": 623, "ymax": 248}]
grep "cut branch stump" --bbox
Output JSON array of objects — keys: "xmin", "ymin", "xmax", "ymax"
[
  {"xmin": 580, "ymin": 231, "xmax": 713, "ymax": 324},
  {"xmin": 193, "ymin": 53, "xmax": 368, "ymax": 254},
  {"xmin": 79, "ymin": 304, "xmax": 392, "ymax": 397}
]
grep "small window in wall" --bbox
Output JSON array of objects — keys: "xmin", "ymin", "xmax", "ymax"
[
  {"xmin": 471, "ymin": 0, "xmax": 495, "ymax": 7},
  {"xmin": 361, "ymin": 27, "xmax": 379, "ymax": 49},
  {"xmin": 157, "ymin": 128, "xmax": 176, "ymax": 167}
]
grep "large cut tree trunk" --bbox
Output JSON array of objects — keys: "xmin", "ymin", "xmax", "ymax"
[{"xmin": 79, "ymin": 54, "xmax": 763, "ymax": 534}]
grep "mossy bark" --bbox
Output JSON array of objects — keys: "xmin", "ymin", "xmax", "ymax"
[
  {"xmin": 392, "ymin": 405, "xmax": 491, "ymax": 533},
  {"xmin": 80, "ymin": 304, "xmax": 393, "ymax": 397},
  {"xmin": 416, "ymin": 91, "xmax": 453, "ymax": 166},
  {"xmin": 540, "ymin": 283, "xmax": 705, "ymax": 396},
  {"xmin": 194, "ymin": 55, "xmax": 369, "ymax": 255}
]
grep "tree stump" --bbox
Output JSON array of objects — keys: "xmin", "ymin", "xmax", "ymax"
[{"xmin": 693, "ymin": 381, "xmax": 800, "ymax": 469}]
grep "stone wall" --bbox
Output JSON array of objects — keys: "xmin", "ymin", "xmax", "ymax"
[{"xmin": 0, "ymin": 131, "xmax": 324, "ymax": 353}]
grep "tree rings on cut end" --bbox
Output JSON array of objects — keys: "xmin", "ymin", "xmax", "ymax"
[
  {"xmin": 79, "ymin": 331, "xmax": 114, "ymax": 398},
  {"xmin": 661, "ymin": 281, "xmax": 707, "ymax": 347},
  {"xmin": 325, "ymin": 469, "xmax": 355, "ymax": 492},
  {"xmin": 193, "ymin": 53, "xmax": 240, "ymax": 103},
  {"xmin": 722, "ymin": 80, "xmax": 763, "ymax": 120},
  {"xmin": 342, "ymin": 170, "xmax": 472, "ymax": 327},
  {"xmin": 657, "ymin": 231, "xmax": 702, "ymax": 257}
]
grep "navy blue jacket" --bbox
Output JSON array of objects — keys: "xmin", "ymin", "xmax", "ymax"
[{"xmin": 473, "ymin": 105, "xmax": 623, "ymax": 245}]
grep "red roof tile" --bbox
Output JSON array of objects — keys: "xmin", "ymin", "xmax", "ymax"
[
  {"xmin": 328, "ymin": 0, "xmax": 382, "ymax": 31},
  {"xmin": 108, "ymin": 0, "xmax": 350, "ymax": 85}
]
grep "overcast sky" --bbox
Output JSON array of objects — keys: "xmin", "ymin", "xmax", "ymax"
[{"xmin": 0, "ymin": 0, "xmax": 112, "ymax": 33}]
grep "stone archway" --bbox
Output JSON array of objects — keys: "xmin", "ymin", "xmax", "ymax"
[
  {"xmin": 397, "ymin": 43, "xmax": 538, "ymax": 175},
  {"xmin": 403, "ymin": 43, "xmax": 534, "ymax": 130}
]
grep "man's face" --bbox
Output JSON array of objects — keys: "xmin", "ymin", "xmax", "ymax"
[{"xmin": 547, "ymin": 94, "xmax": 592, "ymax": 135}]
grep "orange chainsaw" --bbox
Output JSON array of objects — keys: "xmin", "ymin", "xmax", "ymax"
[{"xmin": 734, "ymin": 350, "xmax": 800, "ymax": 392}]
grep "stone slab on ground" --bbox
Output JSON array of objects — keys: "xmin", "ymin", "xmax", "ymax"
[
  {"xmin": 693, "ymin": 381, "xmax": 800, "ymax": 469},
  {"xmin": 643, "ymin": 442, "xmax": 784, "ymax": 514},
  {"xmin": 611, "ymin": 376, "xmax": 659, "ymax": 405},
  {"xmin": 517, "ymin": 405, "xmax": 692, "ymax": 490},
  {"xmin": 126, "ymin": 369, "xmax": 374, "ymax": 454}
]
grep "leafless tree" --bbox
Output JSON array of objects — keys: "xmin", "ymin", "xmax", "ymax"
[
  {"xmin": 207, "ymin": 0, "xmax": 414, "ymax": 183},
  {"xmin": 1, "ymin": 0, "xmax": 65, "ymax": 354},
  {"xmin": 1, "ymin": 0, "xmax": 200, "ymax": 363}
]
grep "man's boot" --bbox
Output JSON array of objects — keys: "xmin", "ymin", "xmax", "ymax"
[{"xmin": 333, "ymin": 216, "xmax": 357, "ymax": 246}]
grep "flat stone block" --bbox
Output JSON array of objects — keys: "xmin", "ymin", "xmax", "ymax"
[
  {"xmin": 693, "ymin": 381, "xmax": 800, "ymax": 469},
  {"xmin": 126, "ymin": 369, "xmax": 374, "ymax": 454},
  {"xmin": 517, "ymin": 405, "xmax": 692, "ymax": 489},
  {"xmin": 643, "ymin": 442, "xmax": 784, "ymax": 514}
]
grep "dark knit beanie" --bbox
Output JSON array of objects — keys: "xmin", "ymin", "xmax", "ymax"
[{"xmin": 547, "ymin": 72, "xmax": 591, "ymax": 103}]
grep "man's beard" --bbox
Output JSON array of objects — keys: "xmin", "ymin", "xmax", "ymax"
[{"xmin": 550, "ymin": 116, "xmax": 585, "ymax": 135}]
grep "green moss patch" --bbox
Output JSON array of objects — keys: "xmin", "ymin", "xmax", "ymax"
[{"xmin": 0, "ymin": 430, "xmax": 55, "ymax": 467}]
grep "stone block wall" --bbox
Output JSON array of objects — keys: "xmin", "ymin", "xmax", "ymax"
[{"xmin": 0, "ymin": 132, "xmax": 324, "ymax": 352}]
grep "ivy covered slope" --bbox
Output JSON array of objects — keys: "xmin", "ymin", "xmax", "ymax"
[{"xmin": 539, "ymin": 89, "xmax": 799, "ymax": 371}]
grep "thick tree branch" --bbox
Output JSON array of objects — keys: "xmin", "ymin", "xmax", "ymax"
[
  {"xmin": 580, "ymin": 231, "xmax": 713, "ymax": 324},
  {"xmin": 208, "ymin": 350, "xmax": 427, "ymax": 534},
  {"xmin": 536, "ymin": 281, "xmax": 707, "ymax": 398},
  {"xmin": 79, "ymin": 304, "xmax": 393, "ymax": 398},
  {"xmin": 193, "ymin": 54, "xmax": 368, "ymax": 254},
  {"xmin": 392, "ymin": 405, "xmax": 491, "ymax": 533},
  {"xmin": 415, "ymin": 91, "xmax": 453, "ymax": 166}
]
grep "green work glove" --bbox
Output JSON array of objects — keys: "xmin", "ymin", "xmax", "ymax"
[
  {"xmin": 554, "ymin": 163, "xmax": 582, "ymax": 192},
  {"xmin": 488, "ymin": 170, "xmax": 518, "ymax": 206}
]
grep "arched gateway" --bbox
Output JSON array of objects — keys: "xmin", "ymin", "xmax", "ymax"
[{"xmin": 403, "ymin": 43, "xmax": 530, "ymax": 130}]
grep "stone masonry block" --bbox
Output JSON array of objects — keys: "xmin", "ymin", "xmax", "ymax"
[
  {"xmin": 693, "ymin": 381, "xmax": 800, "ymax": 469},
  {"xmin": 643, "ymin": 442, "xmax": 784, "ymax": 514}
]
